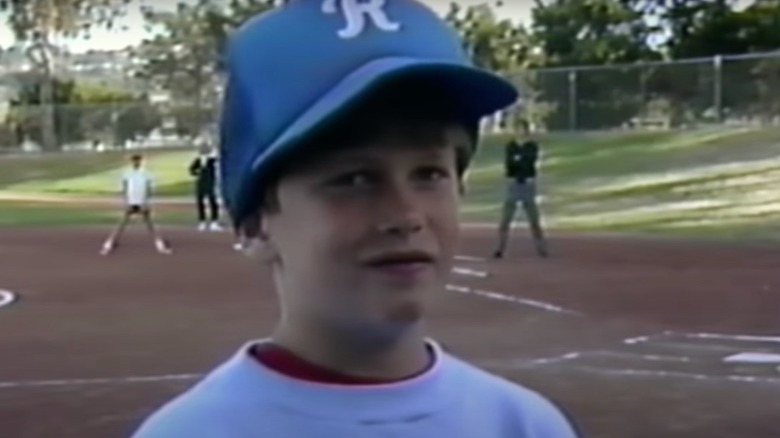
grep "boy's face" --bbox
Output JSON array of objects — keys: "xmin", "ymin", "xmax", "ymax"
[
  {"xmin": 131, "ymin": 156, "xmax": 142, "ymax": 168},
  {"xmin": 262, "ymin": 125, "xmax": 467, "ymax": 337}
]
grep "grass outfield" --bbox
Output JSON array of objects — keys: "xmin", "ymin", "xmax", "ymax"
[
  {"xmin": 2, "ymin": 127, "xmax": 780, "ymax": 238},
  {"xmin": 462, "ymin": 126, "xmax": 780, "ymax": 238},
  {"xmin": 0, "ymin": 200, "xmax": 775, "ymax": 244},
  {"xmin": 0, "ymin": 201, "xmax": 195, "ymax": 227},
  {"xmin": 0, "ymin": 146, "xmax": 194, "ymax": 197}
]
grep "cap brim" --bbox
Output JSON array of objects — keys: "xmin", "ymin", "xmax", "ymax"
[
  {"xmin": 233, "ymin": 57, "xmax": 517, "ymax": 221},
  {"xmin": 251, "ymin": 56, "xmax": 518, "ymax": 172}
]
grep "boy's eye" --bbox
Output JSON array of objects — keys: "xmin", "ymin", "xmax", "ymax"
[
  {"xmin": 323, "ymin": 166, "xmax": 451, "ymax": 190},
  {"xmin": 327, "ymin": 171, "xmax": 374, "ymax": 187},
  {"xmin": 414, "ymin": 166, "xmax": 450, "ymax": 182}
]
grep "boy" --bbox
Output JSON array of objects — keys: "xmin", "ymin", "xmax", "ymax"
[
  {"xmin": 189, "ymin": 143, "xmax": 223, "ymax": 232},
  {"xmin": 100, "ymin": 154, "xmax": 172, "ymax": 255},
  {"xmin": 493, "ymin": 120, "xmax": 549, "ymax": 258},
  {"xmin": 132, "ymin": 1, "xmax": 577, "ymax": 437}
]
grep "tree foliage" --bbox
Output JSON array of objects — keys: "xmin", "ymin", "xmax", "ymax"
[
  {"xmin": 0, "ymin": 0, "xmax": 132, "ymax": 150},
  {"xmin": 6, "ymin": 75, "xmax": 159, "ymax": 148},
  {"xmin": 445, "ymin": 2, "xmax": 534, "ymax": 72},
  {"xmin": 3, "ymin": 0, "xmax": 779, "ymax": 137},
  {"xmin": 445, "ymin": 0, "xmax": 780, "ymax": 130},
  {"xmin": 0, "ymin": 0, "xmax": 131, "ymax": 42},
  {"xmin": 135, "ymin": 0, "xmax": 281, "ymax": 136}
]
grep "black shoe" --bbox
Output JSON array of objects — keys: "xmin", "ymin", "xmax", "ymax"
[{"xmin": 492, "ymin": 250, "xmax": 503, "ymax": 259}]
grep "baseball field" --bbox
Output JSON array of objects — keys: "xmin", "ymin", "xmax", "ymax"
[{"xmin": 1, "ymin": 127, "xmax": 778, "ymax": 437}]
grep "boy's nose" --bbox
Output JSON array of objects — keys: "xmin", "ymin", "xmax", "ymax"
[
  {"xmin": 376, "ymin": 213, "xmax": 424, "ymax": 236},
  {"xmin": 375, "ymin": 186, "xmax": 425, "ymax": 236}
]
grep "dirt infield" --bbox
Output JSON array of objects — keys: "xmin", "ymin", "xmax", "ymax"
[{"xmin": 0, "ymin": 226, "xmax": 778, "ymax": 437}]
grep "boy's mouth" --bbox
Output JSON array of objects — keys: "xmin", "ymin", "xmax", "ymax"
[
  {"xmin": 362, "ymin": 250, "xmax": 436, "ymax": 279},
  {"xmin": 363, "ymin": 250, "xmax": 435, "ymax": 267}
]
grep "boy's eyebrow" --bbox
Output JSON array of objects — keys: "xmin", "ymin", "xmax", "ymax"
[
  {"xmin": 297, "ymin": 148, "xmax": 435, "ymax": 177},
  {"xmin": 305, "ymin": 152, "xmax": 380, "ymax": 172}
]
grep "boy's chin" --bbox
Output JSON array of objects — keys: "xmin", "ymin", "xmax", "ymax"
[
  {"xmin": 381, "ymin": 299, "xmax": 424, "ymax": 326},
  {"xmin": 341, "ymin": 302, "xmax": 425, "ymax": 345}
]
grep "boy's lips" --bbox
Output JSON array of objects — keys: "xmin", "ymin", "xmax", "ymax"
[
  {"xmin": 362, "ymin": 250, "xmax": 435, "ymax": 266},
  {"xmin": 362, "ymin": 250, "xmax": 436, "ymax": 280}
]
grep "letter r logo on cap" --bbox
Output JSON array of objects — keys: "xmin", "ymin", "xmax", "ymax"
[{"xmin": 322, "ymin": 0, "xmax": 401, "ymax": 39}]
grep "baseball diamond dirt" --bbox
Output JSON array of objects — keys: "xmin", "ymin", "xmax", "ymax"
[{"xmin": 0, "ymin": 226, "xmax": 778, "ymax": 437}]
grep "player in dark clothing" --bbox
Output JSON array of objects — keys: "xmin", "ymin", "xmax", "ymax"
[
  {"xmin": 231, "ymin": 210, "xmax": 260, "ymax": 252},
  {"xmin": 493, "ymin": 120, "xmax": 548, "ymax": 258},
  {"xmin": 189, "ymin": 144, "xmax": 223, "ymax": 231}
]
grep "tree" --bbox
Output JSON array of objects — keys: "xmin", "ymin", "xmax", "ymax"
[
  {"xmin": 136, "ymin": 0, "xmax": 281, "ymax": 137},
  {"xmin": 136, "ymin": 1, "xmax": 219, "ymax": 136},
  {"xmin": 529, "ymin": 0, "xmax": 660, "ymax": 129},
  {"xmin": 8, "ymin": 75, "xmax": 159, "ymax": 148},
  {"xmin": 628, "ymin": 0, "xmax": 780, "ymax": 125},
  {"xmin": 531, "ymin": 0, "xmax": 658, "ymax": 67},
  {"xmin": 207, "ymin": 0, "xmax": 287, "ymax": 62},
  {"xmin": 739, "ymin": 0, "xmax": 780, "ymax": 52},
  {"xmin": 8, "ymin": 73, "xmax": 79, "ymax": 148},
  {"xmin": 444, "ymin": 2, "xmax": 545, "ymax": 130},
  {"xmin": 723, "ymin": 1, "xmax": 780, "ymax": 123},
  {"xmin": 445, "ymin": 2, "xmax": 534, "ymax": 72},
  {"xmin": 70, "ymin": 82, "xmax": 161, "ymax": 146},
  {"xmin": 0, "ymin": 0, "xmax": 131, "ymax": 151}
]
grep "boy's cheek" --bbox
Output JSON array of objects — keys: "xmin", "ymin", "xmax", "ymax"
[{"xmin": 317, "ymin": 204, "xmax": 379, "ymax": 235}]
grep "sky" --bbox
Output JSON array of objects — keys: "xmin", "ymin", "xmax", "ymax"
[{"xmin": 0, "ymin": 1, "xmax": 533, "ymax": 53}]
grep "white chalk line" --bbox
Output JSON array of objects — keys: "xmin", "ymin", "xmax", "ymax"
[
  {"xmin": 667, "ymin": 331, "xmax": 780, "ymax": 344},
  {"xmin": 452, "ymin": 267, "xmax": 488, "ymax": 278},
  {"xmin": 485, "ymin": 355, "xmax": 780, "ymax": 386},
  {"xmin": 454, "ymin": 255, "xmax": 486, "ymax": 262},
  {"xmin": 541, "ymin": 332, "xmax": 780, "ymax": 385},
  {"xmin": 527, "ymin": 352, "xmax": 582, "ymax": 366},
  {"xmin": 622, "ymin": 333, "xmax": 661, "ymax": 345},
  {"xmin": 724, "ymin": 352, "xmax": 780, "ymax": 364},
  {"xmin": 621, "ymin": 333, "xmax": 735, "ymax": 353},
  {"xmin": 450, "ymin": 260, "xmax": 780, "ymax": 385},
  {"xmin": 0, "ymin": 373, "xmax": 200, "ymax": 390},
  {"xmin": 446, "ymin": 284, "xmax": 582, "ymax": 315},
  {"xmin": 637, "ymin": 341, "xmax": 740, "ymax": 354},
  {"xmin": 505, "ymin": 349, "xmax": 692, "ymax": 366},
  {"xmin": 0, "ymin": 354, "xmax": 582, "ymax": 390},
  {"xmin": 0, "ymin": 346, "xmax": 772, "ymax": 391},
  {"xmin": 6, "ymin": 285, "xmax": 765, "ymax": 391},
  {"xmin": 0, "ymin": 290, "xmax": 17, "ymax": 308},
  {"xmin": 623, "ymin": 330, "xmax": 780, "ymax": 346},
  {"xmin": 8, "ymin": 351, "xmax": 779, "ymax": 391},
  {"xmin": 585, "ymin": 350, "xmax": 693, "ymax": 363},
  {"xmin": 0, "ymin": 352, "xmax": 581, "ymax": 391},
  {"xmin": 567, "ymin": 366, "xmax": 780, "ymax": 385}
]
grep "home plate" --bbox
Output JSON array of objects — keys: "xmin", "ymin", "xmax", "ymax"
[
  {"xmin": 0, "ymin": 289, "xmax": 16, "ymax": 309},
  {"xmin": 723, "ymin": 352, "xmax": 780, "ymax": 364}
]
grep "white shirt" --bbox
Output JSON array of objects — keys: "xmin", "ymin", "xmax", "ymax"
[
  {"xmin": 122, "ymin": 167, "xmax": 153, "ymax": 205},
  {"xmin": 131, "ymin": 339, "xmax": 578, "ymax": 437}
]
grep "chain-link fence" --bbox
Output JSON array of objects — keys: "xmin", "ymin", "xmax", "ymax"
[
  {"xmin": 0, "ymin": 99, "xmax": 217, "ymax": 154},
  {"xmin": 3, "ymin": 51, "xmax": 780, "ymax": 152},
  {"xmin": 503, "ymin": 51, "xmax": 780, "ymax": 132}
]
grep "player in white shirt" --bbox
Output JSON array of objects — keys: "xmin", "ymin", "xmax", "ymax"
[{"xmin": 100, "ymin": 154, "xmax": 172, "ymax": 255}]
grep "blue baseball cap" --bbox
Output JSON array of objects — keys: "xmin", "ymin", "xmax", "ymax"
[{"xmin": 219, "ymin": 0, "xmax": 518, "ymax": 224}]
